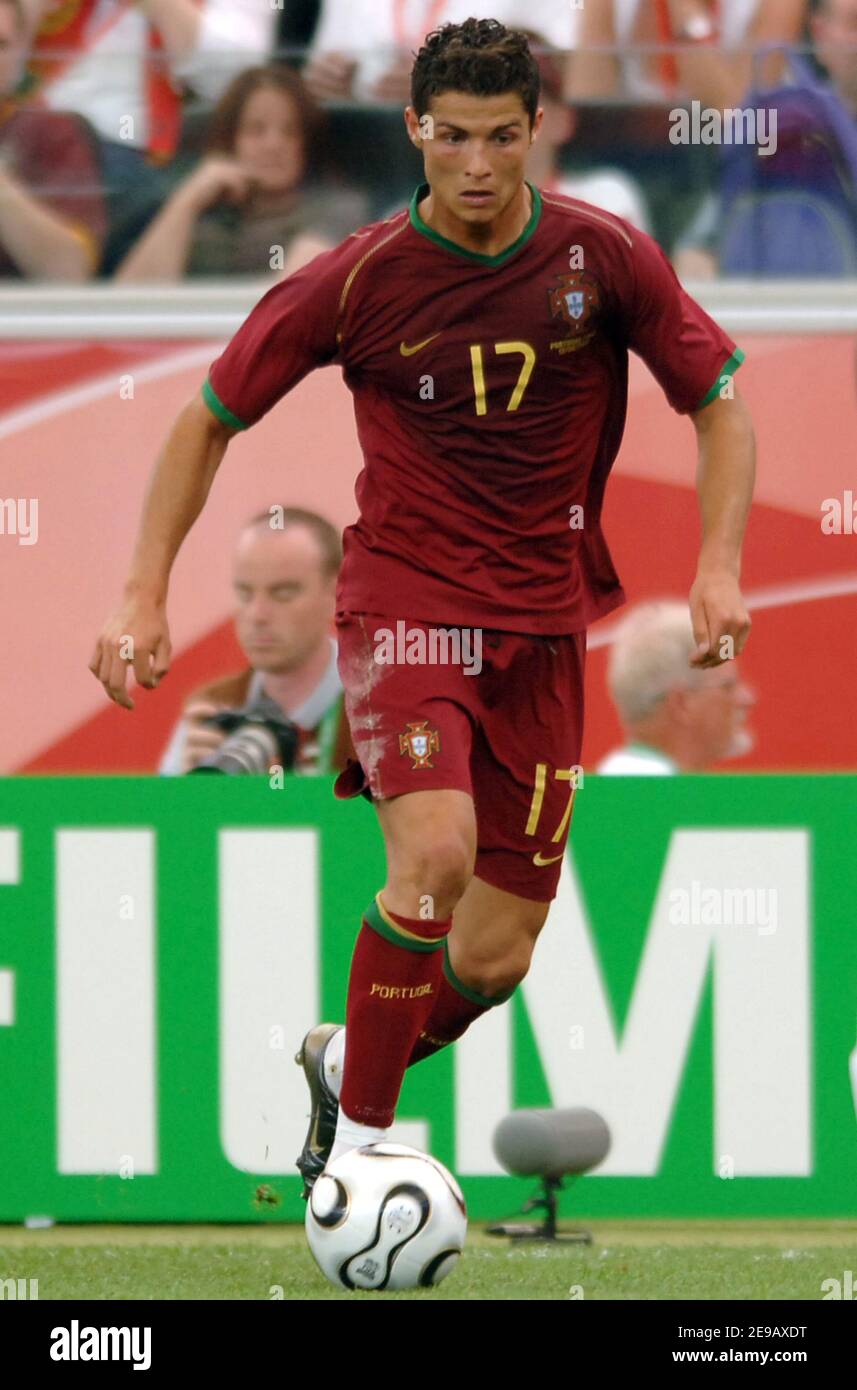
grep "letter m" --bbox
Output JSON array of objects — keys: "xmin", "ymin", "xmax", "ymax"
[{"xmin": 455, "ymin": 830, "xmax": 810, "ymax": 1175}]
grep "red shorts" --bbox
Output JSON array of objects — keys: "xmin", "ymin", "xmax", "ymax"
[{"xmin": 333, "ymin": 612, "xmax": 586, "ymax": 902}]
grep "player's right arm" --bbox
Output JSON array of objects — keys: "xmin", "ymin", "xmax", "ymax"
[
  {"xmin": 90, "ymin": 225, "xmax": 370, "ymax": 711},
  {"xmin": 89, "ymin": 394, "xmax": 238, "ymax": 709}
]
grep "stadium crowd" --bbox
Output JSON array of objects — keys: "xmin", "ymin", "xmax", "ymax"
[{"xmin": 0, "ymin": 0, "xmax": 854, "ymax": 279}]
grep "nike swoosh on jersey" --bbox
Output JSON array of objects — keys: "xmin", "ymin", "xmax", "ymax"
[
  {"xmin": 399, "ymin": 333, "xmax": 442, "ymax": 356},
  {"xmin": 533, "ymin": 851, "xmax": 565, "ymax": 867}
]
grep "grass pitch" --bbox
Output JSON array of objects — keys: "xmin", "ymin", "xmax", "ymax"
[{"xmin": 1, "ymin": 1222, "xmax": 854, "ymax": 1300}]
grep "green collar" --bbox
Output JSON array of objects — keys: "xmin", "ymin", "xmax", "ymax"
[{"xmin": 408, "ymin": 181, "xmax": 541, "ymax": 266}]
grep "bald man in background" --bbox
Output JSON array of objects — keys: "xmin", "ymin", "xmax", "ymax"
[
  {"xmin": 597, "ymin": 599, "xmax": 756, "ymax": 775},
  {"xmin": 160, "ymin": 507, "xmax": 354, "ymax": 776}
]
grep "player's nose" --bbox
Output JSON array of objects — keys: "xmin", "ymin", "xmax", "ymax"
[{"xmin": 464, "ymin": 143, "xmax": 493, "ymax": 178}]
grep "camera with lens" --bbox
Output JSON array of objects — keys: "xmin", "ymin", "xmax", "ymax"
[{"xmin": 188, "ymin": 708, "xmax": 300, "ymax": 775}]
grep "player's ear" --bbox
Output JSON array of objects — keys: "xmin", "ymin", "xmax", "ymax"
[
  {"xmin": 404, "ymin": 106, "xmax": 421, "ymax": 147},
  {"xmin": 666, "ymin": 686, "xmax": 694, "ymax": 726}
]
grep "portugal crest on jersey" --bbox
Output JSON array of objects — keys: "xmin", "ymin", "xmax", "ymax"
[
  {"xmin": 399, "ymin": 721, "xmax": 440, "ymax": 769},
  {"xmin": 548, "ymin": 272, "xmax": 601, "ymax": 353}
]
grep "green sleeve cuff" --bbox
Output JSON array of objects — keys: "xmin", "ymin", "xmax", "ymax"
[
  {"xmin": 695, "ymin": 347, "xmax": 746, "ymax": 411},
  {"xmin": 202, "ymin": 377, "xmax": 248, "ymax": 431}
]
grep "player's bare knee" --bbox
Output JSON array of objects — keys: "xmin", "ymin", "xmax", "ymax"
[
  {"xmin": 455, "ymin": 926, "xmax": 542, "ymax": 996},
  {"xmin": 460, "ymin": 952, "xmax": 530, "ymax": 999},
  {"xmin": 392, "ymin": 834, "xmax": 473, "ymax": 915},
  {"xmin": 415, "ymin": 839, "xmax": 473, "ymax": 908}
]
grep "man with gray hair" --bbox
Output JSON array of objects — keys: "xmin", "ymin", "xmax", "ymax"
[{"xmin": 597, "ymin": 599, "xmax": 756, "ymax": 774}]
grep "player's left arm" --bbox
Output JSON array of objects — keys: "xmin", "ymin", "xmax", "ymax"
[
  {"xmin": 688, "ymin": 386, "xmax": 755, "ymax": 669},
  {"xmin": 620, "ymin": 227, "xmax": 756, "ymax": 671}
]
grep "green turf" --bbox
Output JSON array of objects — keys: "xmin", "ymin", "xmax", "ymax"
[{"xmin": 1, "ymin": 1223, "xmax": 854, "ymax": 1300}]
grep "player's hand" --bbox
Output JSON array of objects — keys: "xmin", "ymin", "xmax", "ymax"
[
  {"xmin": 180, "ymin": 701, "xmax": 228, "ymax": 774},
  {"xmin": 688, "ymin": 568, "xmax": 750, "ymax": 669},
  {"xmin": 178, "ymin": 157, "xmax": 254, "ymax": 215},
  {"xmin": 303, "ymin": 50, "xmax": 358, "ymax": 100},
  {"xmin": 88, "ymin": 597, "xmax": 172, "ymax": 710}
]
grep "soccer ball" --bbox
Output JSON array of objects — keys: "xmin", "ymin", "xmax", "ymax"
[{"xmin": 305, "ymin": 1143, "xmax": 467, "ymax": 1291}]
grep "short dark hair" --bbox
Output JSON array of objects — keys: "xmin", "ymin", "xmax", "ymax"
[
  {"xmin": 245, "ymin": 507, "xmax": 342, "ymax": 580},
  {"xmin": 410, "ymin": 18, "xmax": 541, "ymax": 127}
]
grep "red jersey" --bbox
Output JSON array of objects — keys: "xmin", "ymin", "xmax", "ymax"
[{"xmin": 204, "ymin": 184, "xmax": 743, "ymax": 635}]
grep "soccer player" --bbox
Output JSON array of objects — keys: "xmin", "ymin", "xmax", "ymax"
[{"xmin": 89, "ymin": 19, "xmax": 755, "ymax": 1196}]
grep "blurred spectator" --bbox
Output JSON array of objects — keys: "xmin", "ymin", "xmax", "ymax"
[
  {"xmin": 275, "ymin": 0, "xmax": 323, "ymax": 60},
  {"xmin": 674, "ymin": 0, "xmax": 857, "ymax": 277},
  {"xmin": 160, "ymin": 507, "xmax": 354, "ymax": 777},
  {"xmin": 26, "ymin": 1, "xmax": 277, "ymax": 270},
  {"xmin": 812, "ymin": 0, "xmax": 857, "ymax": 112},
  {"xmin": 304, "ymin": 1, "xmax": 579, "ymax": 104},
  {"xmin": 116, "ymin": 66, "xmax": 365, "ymax": 280},
  {"xmin": 567, "ymin": 0, "xmax": 807, "ymax": 109},
  {"xmin": 597, "ymin": 600, "xmax": 755, "ymax": 774},
  {"xmin": 29, "ymin": 1, "xmax": 276, "ymax": 151},
  {"xmin": 0, "ymin": 0, "xmax": 105, "ymax": 278},
  {"xmin": 525, "ymin": 35, "xmax": 652, "ymax": 232}
]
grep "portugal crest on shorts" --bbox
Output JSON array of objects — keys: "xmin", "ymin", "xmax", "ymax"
[
  {"xmin": 548, "ymin": 271, "xmax": 601, "ymax": 354},
  {"xmin": 399, "ymin": 721, "xmax": 440, "ymax": 769}
]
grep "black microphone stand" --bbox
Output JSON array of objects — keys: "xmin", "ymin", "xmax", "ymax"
[{"xmin": 486, "ymin": 1173, "xmax": 593, "ymax": 1243}]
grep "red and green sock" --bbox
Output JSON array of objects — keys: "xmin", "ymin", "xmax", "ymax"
[
  {"xmin": 336, "ymin": 893, "xmax": 450, "ymax": 1133},
  {"xmin": 406, "ymin": 937, "xmax": 516, "ymax": 1066}
]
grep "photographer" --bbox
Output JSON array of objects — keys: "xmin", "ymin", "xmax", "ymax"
[{"xmin": 159, "ymin": 506, "xmax": 354, "ymax": 776}]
